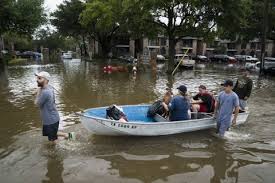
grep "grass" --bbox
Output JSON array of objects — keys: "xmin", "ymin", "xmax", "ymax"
[{"xmin": 8, "ymin": 58, "xmax": 28, "ymax": 65}]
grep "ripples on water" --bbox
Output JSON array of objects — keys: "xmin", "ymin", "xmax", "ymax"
[{"xmin": 0, "ymin": 60, "xmax": 275, "ymax": 183}]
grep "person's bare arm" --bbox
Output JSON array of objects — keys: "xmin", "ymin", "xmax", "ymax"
[
  {"xmin": 214, "ymin": 101, "xmax": 219, "ymax": 118},
  {"xmin": 34, "ymin": 88, "xmax": 42, "ymax": 105},
  {"xmin": 162, "ymin": 102, "xmax": 169, "ymax": 112},
  {"xmin": 191, "ymin": 99, "xmax": 203, "ymax": 104},
  {"xmin": 232, "ymin": 106, "xmax": 239, "ymax": 125}
]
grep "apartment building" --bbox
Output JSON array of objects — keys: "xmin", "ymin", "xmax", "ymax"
[{"xmin": 89, "ymin": 36, "xmax": 275, "ymax": 58}]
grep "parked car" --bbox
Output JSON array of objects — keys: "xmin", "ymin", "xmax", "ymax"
[
  {"xmin": 118, "ymin": 55, "xmax": 137, "ymax": 63},
  {"xmin": 62, "ymin": 52, "xmax": 73, "ymax": 59},
  {"xmin": 263, "ymin": 57, "xmax": 275, "ymax": 74},
  {"xmin": 235, "ymin": 55, "xmax": 259, "ymax": 62},
  {"xmin": 245, "ymin": 61, "xmax": 260, "ymax": 72},
  {"xmin": 175, "ymin": 54, "xmax": 195, "ymax": 69},
  {"xmin": 19, "ymin": 51, "xmax": 42, "ymax": 59},
  {"xmin": 210, "ymin": 54, "xmax": 237, "ymax": 63},
  {"xmin": 234, "ymin": 55, "xmax": 246, "ymax": 62},
  {"xmin": 156, "ymin": 54, "xmax": 165, "ymax": 61},
  {"xmin": 1, "ymin": 50, "xmax": 8, "ymax": 54},
  {"xmin": 194, "ymin": 55, "xmax": 209, "ymax": 62}
]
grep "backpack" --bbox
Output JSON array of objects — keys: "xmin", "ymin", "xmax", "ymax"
[
  {"xmin": 106, "ymin": 105, "xmax": 128, "ymax": 121},
  {"xmin": 147, "ymin": 100, "xmax": 164, "ymax": 117}
]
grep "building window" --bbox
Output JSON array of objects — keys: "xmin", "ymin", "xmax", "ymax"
[
  {"xmin": 182, "ymin": 39, "xmax": 193, "ymax": 48},
  {"xmin": 161, "ymin": 47, "xmax": 166, "ymax": 55},
  {"xmin": 160, "ymin": 38, "xmax": 166, "ymax": 46},
  {"xmin": 227, "ymin": 43, "xmax": 236, "ymax": 50},
  {"xmin": 250, "ymin": 42, "xmax": 256, "ymax": 49},
  {"xmin": 149, "ymin": 39, "xmax": 158, "ymax": 46},
  {"xmin": 241, "ymin": 43, "xmax": 247, "ymax": 49}
]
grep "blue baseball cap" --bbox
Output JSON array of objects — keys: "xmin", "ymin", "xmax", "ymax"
[{"xmin": 177, "ymin": 85, "xmax": 187, "ymax": 93}]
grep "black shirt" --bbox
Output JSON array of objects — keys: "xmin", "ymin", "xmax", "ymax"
[
  {"xmin": 193, "ymin": 93, "xmax": 214, "ymax": 112},
  {"xmin": 233, "ymin": 77, "xmax": 253, "ymax": 100}
]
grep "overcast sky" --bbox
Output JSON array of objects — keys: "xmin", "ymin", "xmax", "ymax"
[{"xmin": 44, "ymin": 0, "xmax": 63, "ymax": 12}]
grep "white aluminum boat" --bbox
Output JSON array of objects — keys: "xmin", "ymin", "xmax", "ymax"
[{"xmin": 80, "ymin": 105, "xmax": 249, "ymax": 136}]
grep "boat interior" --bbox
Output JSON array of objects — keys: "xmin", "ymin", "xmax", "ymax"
[{"xmin": 84, "ymin": 105, "xmax": 213, "ymax": 123}]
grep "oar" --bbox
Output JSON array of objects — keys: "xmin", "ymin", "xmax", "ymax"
[{"xmin": 171, "ymin": 48, "xmax": 190, "ymax": 75}]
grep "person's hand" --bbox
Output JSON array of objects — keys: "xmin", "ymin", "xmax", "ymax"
[
  {"xmin": 35, "ymin": 88, "xmax": 42, "ymax": 96},
  {"xmin": 244, "ymin": 96, "xmax": 248, "ymax": 100}
]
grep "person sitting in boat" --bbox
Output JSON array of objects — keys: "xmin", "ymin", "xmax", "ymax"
[
  {"xmin": 147, "ymin": 92, "xmax": 172, "ymax": 118},
  {"xmin": 192, "ymin": 85, "xmax": 215, "ymax": 113},
  {"xmin": 163, "ymin": 85, "xmax": 191, "ymax": 121}
]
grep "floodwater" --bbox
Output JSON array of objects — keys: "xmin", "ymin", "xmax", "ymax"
[{"xmin": 0, "ymin": 59, "xmax": 275, "ymax": 183}]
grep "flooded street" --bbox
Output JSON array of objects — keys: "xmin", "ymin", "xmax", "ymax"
[{"xmin": 0, "ymin": 59, "xmax": 275, "ymax": 183}]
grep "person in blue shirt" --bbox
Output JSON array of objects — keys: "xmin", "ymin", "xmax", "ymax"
[
  {"xmin": 163, "ymin": 85, "xmax": 191, "ymax": 121},
  {"xmin": 214, "ymin": 80, "xmax": 240, "ymax": 137}
]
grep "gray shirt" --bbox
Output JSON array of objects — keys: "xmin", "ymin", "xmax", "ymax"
[
  {"xmin": 36, "ymin": 86, "xmax": 60, "ymax": 125},
  {"xmin": 217, "ymin": 91, "xmax": 239, "ymax": 124}
]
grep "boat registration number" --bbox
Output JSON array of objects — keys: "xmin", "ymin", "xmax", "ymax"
[{"xmin": 110, "ymin": 122, "xmax": 137, "ymax": 129}]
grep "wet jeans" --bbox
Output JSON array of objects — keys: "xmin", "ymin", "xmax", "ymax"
[{"xmin": 217, "ymin": 120, "xmax": 231, "ymax": 137}]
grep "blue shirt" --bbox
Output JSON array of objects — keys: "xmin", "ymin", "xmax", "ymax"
[
  {"xmin": 217, "ymin": 91, "xmax": 239, "ymax": 124},
  {"xmin": 37, "ymin": 86, "xmax": 60, "ymax": 125},
  {"xmin": 169, "ymin": 95, "xmax": 190, "ymax": 121}
]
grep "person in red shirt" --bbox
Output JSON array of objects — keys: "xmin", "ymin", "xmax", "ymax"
[{"xmin": 192, "ymin": 85, "xmax": 215, "ymax": 113}]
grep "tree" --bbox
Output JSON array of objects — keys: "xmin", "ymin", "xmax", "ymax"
[
  {"xmin": 0, "ymin": 0, "xmax": 45, "ymax": 36},
  {"xmin": 125, "ymin": 0, "xmax": 250, "ymax": 73},
  {"xmin": 80, "ymin": 0, "xmax": 126, "ymax": 56},
  {"xmin": 0, "ymin": 0, "xmax": 15, "ymax": 35},
  {"xmin": 51, "ymin": 0, "xmax": 88, "ymax": 56},
  {"xmin": 33, "ymin": 27, "xmax": 76, "ymax": 54}
]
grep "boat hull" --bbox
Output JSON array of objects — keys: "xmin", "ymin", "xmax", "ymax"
[{"xmin": 80, "ymin": 105, "xmax": 249, "ymax": 136}]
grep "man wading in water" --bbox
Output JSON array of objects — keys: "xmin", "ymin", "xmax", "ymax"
[
  {"xmin": 214, "ymin": 80, "xmax": 240, "ymax": 137},
  {"xmin": 34, "ymin": 71, "xmax": 75, "ymax": 143}
]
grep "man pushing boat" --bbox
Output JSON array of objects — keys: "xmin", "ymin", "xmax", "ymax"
[{"xmin": 214, "ymin": 80, "xmax": 240, "ymax": 137}]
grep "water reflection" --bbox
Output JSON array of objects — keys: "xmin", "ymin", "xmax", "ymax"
[
  {"xmin": 0, "ymin": 60, "xmax": 275, "ymax": 182},
  {"xmin": 42, "ymin": 148, "xmax": 64, "ymax": 183}
]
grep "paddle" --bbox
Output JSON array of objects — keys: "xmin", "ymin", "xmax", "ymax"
[{"xmin": 171, "ymin": 48, "xmax": 190, "ymax": 75}]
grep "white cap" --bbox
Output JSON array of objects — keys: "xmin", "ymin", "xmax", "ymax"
[{"xmin": 35, "ymin": 71, "xmax": 51, "ymax": 81}]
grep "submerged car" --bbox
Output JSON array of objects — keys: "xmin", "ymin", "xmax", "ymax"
[
  {"xmin": 194, "ymin": 55, "xmax": 209, "ymax": 62},
  {"xmin": 175, "ymin": 54, "xmax": 195, "ymax": 69},
  {"xmin": 157, "ymin": 54, "xmax": 166, "ymax": 61},
  {"xmin": 263, "ymin": 57, "xmax": 275, "ymax": 74},
  {"xmin": 210, "ymin": 54, "xmax": 237, "ymax": 64}
]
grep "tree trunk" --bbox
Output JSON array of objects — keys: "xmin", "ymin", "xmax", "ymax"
[
  {"xmin": 260, "ymin": 0, "xmax": 268, "ymax": 74},
  {"xmin": 99, "ymin": 37, "xmax": 112, "ymax": 58},
  {"xmin": 167, "ymin": 37, "xmax": 175, "ymax": 73},
  {"xmin": 82, "ymin": 35, "xmax": 88, "ymax": 57}
]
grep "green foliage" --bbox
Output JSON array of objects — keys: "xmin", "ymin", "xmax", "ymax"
[
  {"xmin": 218, "ymin": 0, "xmax": 275, "ymax": 42},
  {"xmin": 0, "ymin": 0, "xmax": 45, "ymax": 36},
  {"xmin": 80, "ymin": 0, "xmax": 125, "ymax": 55},
  {"xmin": 3, "ymin": 32, "xmax": 33, "ymax": 51},
  {"xmin": 51, "ymin": 0, "xmax": 85, "ymax": 37},
  {"xmin": 0, "ymin": 0, "xmax": 15, "ymax": 35},
  {"xmin": 8, "ymin": 58, "xmax": 28, "ymax": 65},
  {"xmin": 33, "ymin": 27, "xmax": 77, "ymax": 53}
]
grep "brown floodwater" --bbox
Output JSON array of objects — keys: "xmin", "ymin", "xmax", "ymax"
[{"xmin": 0, "ymin": 59, "xmax": 275, "ymax": 183}]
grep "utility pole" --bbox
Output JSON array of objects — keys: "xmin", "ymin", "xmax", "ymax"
[{"xmin": 260, "ymin": 0, "xmax": 269, "ymax": 74}]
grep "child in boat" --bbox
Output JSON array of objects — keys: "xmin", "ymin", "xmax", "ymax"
[
  {"xmin": 214, "ymin": 80, "xmax": 239, "ymax": 137},
  {"xmin": 163, "ymin": 85, "xmax": 191, "ymax": 121},
  {"xmin": 147, "ymin": 92, "xmax": 172, "ymax": 118}
]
